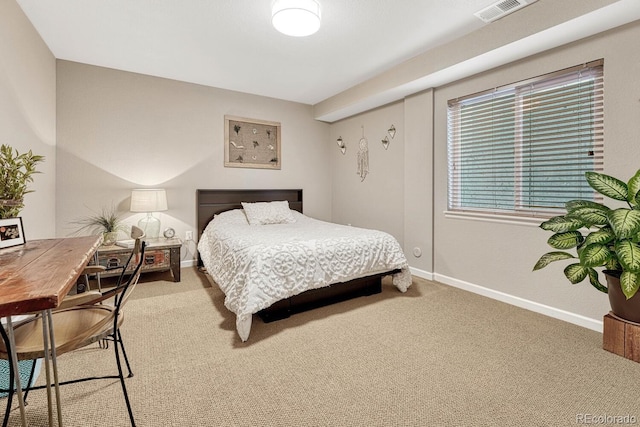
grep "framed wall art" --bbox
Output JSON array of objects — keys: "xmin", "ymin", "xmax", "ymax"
[
  {"xmin": 0, "ymin": 217, "xmax": 26, "ymax": 249},
  {"xmin": 224, "ymin": 115, "xmax": 281, "ymax": 170}
]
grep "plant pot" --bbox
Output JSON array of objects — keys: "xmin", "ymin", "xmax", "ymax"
[
  {"xmin": 102, "ymin": 231, "xmax": 118, "ymax": 246},
  {"xmin": 0, "ymin": 199, "xmax": 23, "ymax": 218},
  {"xmin": 605, "ymin": 271, "xmax": 640, "ymax": 323}
]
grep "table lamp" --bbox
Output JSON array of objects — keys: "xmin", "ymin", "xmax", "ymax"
[{"xmin": 130, "ymin": 188, "xmax": 168, "ymax": 239}]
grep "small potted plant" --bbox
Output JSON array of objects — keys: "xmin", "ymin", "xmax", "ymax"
[
  {"xmin": 0, "ymin": 144, "xmax": 45, "ymax": 219},
  {"xmin": 534, "ymin": 169, "xmax": 640, "ymax": 323},
  {"xmin": 73, "ymin": 205, "xmax": 128, "ymax": 246}
]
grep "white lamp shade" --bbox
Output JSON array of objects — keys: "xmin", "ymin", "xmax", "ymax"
[
  {"xmin": 130, "ymin": 189, "xmax": 168, "ymax": 213},
  {"xmin": 272, "ymin": 0, "xmax": 321, "ymax": 37}
]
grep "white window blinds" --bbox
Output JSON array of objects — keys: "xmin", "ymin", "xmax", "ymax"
[{"xmin": 447, "ymin": 60, "xmax": 604, "ymax": 218}]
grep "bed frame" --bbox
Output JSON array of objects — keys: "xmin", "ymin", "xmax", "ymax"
[{"xmin": 196, "ymin": 189, "xmax": 395, "ymax": 322}]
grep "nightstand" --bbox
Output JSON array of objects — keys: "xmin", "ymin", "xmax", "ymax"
[{"xmin": 94, "ymin": 237, "xmax": 182, "ymax": 282}]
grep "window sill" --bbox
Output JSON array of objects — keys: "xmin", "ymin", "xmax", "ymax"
[{"xmin": 443, "ymin": 210, "xmax": 551, "ymax": 227}]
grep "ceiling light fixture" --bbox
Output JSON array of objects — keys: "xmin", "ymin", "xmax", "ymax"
[{"xmin": 272, "ymin": 0, "xmax": 321, "ymax": 37}]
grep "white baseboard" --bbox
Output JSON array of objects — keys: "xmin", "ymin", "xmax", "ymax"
[
  {"xmin": 409, "ymin": 266, "xmax": 434, "ymax": 281},
  {"xmin": 409, "ymin": 268, "xmax": 603, "ymax": 333},
  {"xmin": 181, "ymin": 259, "xmax": 196, "ymax": 268}
]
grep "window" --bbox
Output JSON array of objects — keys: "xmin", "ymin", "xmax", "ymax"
[{"xmin": 447, "ymin": 60, "xmax": 603, "ymax": 219}]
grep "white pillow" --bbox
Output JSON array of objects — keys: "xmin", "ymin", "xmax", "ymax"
[
  {"xmin": 241, "ymin": 201, "xmax": 296, "ymax": 225},
  {"xmin": 213, "ymin": 209, "xmax": 249, "ymax": 225}
]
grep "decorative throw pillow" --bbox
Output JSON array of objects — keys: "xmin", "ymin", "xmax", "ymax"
[
  {"xmin": 214, "ymin": 209, "xmax": 250, "ymax": 225},
  {"xmin": 241, "ymin": 201, "xmax": 296, "ymax": 225}
]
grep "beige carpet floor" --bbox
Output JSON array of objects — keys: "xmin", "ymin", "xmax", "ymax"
[{"xmin": 3, "ymin": 267, "xmax": 640, "ymax": 426}]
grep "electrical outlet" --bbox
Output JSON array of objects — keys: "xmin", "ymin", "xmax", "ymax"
[{"xmin": 185, "ymin": 230, "xmax": 193, "ymax": 241}]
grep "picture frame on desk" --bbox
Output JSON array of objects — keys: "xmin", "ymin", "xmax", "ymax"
[{"xmin": 0, "ymin": 217, "xmax": 25, "ymax": 249}]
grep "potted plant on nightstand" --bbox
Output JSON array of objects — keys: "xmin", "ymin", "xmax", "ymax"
[
  {"xmin": 0, "ymin": 144, "xmax": 45, "ymax": 219},
  {"xmin": 533, "ymin": 169, "xmax": 640, "ymax": 323},
  {"xmin": 73, "ymin": 205, "xmax": 128, "ymax": 246}
]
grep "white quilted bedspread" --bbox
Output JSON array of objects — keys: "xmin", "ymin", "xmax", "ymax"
[{"xmin": 197, "ymin": 209, "xmax": 411, "ymax": 341}]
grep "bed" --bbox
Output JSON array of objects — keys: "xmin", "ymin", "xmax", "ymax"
[{"xmin": 196, "ymin": 189, "xmax": 411, "ymax": 341}]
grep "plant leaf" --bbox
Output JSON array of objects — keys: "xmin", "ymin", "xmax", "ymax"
[
  {"xmin": 627, "ymin": 169, "xmax": 640, "ymax": 204},
  {"xmin": 588, "ymin": 268, "xmax": 608, "ymax": 293},
  {"xmin": 605, "ymin": 257, "xmax": 621, "ymax": 271},
  {"xmin": 583, "ymin": 228, "xmax": 615, "ymax": 246},
  {"xmin": 607, "ymin": 209, "xmax": 640, "ymax": 239},
  {"xmin": 615, "ymin": 239, "xmax": 640, "ymax": 272},
  {"xmin": 620, "ymin": 271, "xmax": 640, "ymax": 299},
  {"xmin": 540, "ymin": 216, "xmax": 584, "ymax": 233},
  {"xmin": 579, "ymin": 243, "xmax": 612, "ymax": 267},
  {"xmin": 565, "ymin": 199, "xmax": 608, "ymax": 213},
  {"xmin": 533, "ymin": 252, "xmax": 575, "ymax": 271},
  {"xmin": 585, "ymin": 171, "xmax": 628, "ymax": 201},
  {"xmin": 567, "ymin": 207, "xmax": 609, "ymax": 226},
  {"xmin": 547, "ymin": 231, "xmax": 584, "ymax": 250},
  {"xmin": 564, "ymin": 263, "xmax": 589, "ymax": 284}
]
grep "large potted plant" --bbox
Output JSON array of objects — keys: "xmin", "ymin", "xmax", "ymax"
[
  {"xmin": 0, "ymin": 144, "xmax": 45, "ymax": 219},
  {"xmin": 534, "ymin": 169, "xmax": 640, "ymax": 323}
]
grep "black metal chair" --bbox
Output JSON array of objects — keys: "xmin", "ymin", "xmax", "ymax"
[{"xmin": 0, "ymin": 232, "xmax": 146, "ymax": 427}]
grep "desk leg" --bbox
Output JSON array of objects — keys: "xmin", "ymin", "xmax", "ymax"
[
  {"xmin": 5, "ymin": 317, "xmax": 28, "ymax": 427},
  {"xmin": 45, "ymin": 310, "xmax": 63, "ymax": 427},
  {"xmin": 41, "ymin": 312, "xmax": 54, "ymax": 426}
]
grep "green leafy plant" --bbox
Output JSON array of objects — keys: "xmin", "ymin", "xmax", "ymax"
[
  {"xmin": 0, "ymin": 144, "xmax": 45, "ymax": 219},
  {"xmin": 72, "ymin": 205, "xmax": 128, "ymax": 235},
  {"xmin": 534, "ymin": 169, "xmax": 640, "ymax": 299}
]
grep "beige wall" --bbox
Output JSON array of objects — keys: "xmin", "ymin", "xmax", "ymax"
[
  {"xmin": 56, "ymin": 61, "xmax": 331, "ymax": 260},
  {"xmin": 0, "ymin": 0, "xmax": 56, "ymax": 239},
  {"xmin": 328, "ymin": 90, "xmax": 434, "ymax": 274},
  {"xmin": 328, "ymin": 20, "xmax": 640, "ymax": 329},
  {"xmin": 329, "ymin": 102, "xmax": 404, "ymax": 242},
  {"xmin": 432, "ymin": 22, "xmax": 640, "ymax": 325},
  {"xmin": 403, "ymin": 90, "xmax": 433, "ymax": 273}
]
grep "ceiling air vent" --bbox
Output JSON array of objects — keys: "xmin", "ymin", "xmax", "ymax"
[{"xmin": 474, "ymin": 0, "xmax": 538, "ymax": 23}]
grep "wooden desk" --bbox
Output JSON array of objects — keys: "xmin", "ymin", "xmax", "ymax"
[
  {"xmin": 0, "ymin": 235, "xmax": 102, "ymax": 426},
  {"xmin": 0, "ymin": 236, "xmax": 102, "ymax": 316}
]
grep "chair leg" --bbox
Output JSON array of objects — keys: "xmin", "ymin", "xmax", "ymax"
[
  {"xmin": 22, "ymin": 359, "xmax": 38, "ymax": 403},
  {"xmin": 1, "ymin": 323, "xmax": 14, "ymax": 427},
  {"xmin": 1, "ymin": 359, "xmax": 36, "ymax": 427},
  {"xmin": 113, "ymin": 330, "xmax": 136, "ymax": 427},
  {"xmin": 2, "ymin": 365, "xmax": 14, "ymax": 427},
  {"xmin": 116, "ymin": 330, "xmax": 134, "ymax": 378},
  {"xmin": 2, "ymin": 391, "xmax": 12, "ymax": 427},
  {"xmin": 1, "ymin": 319, "xmax": 27, "ymax": 427}
]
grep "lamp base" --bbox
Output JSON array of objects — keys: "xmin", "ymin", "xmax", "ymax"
[{"xmin": 138, "ymin": 213, "xmax": 161, "ymax": 239}]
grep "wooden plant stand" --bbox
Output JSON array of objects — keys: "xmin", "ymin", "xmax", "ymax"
[{"xmin": 602, "ymin": 312, "xmax": 640, "ymax": 363}]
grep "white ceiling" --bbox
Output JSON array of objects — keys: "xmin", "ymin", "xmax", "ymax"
[{"xmin": 16, "ymin": 0, "xmax": 497, "ymax": 105}]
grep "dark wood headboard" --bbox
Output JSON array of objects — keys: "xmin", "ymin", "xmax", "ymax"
[{"xmin": 196, "ymin": 188, "xmax": 303, "ymax": 242}]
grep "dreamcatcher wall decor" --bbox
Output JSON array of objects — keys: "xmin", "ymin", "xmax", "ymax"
[{"xmin": 357, "ymin": 126, "xmax": 369, "ymax": 182}]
